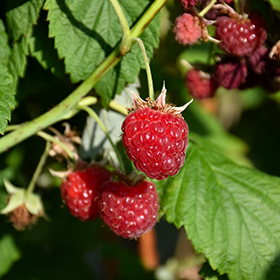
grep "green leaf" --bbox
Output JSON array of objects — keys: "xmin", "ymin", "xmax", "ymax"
[
  {"xmin": 44, "ymin": 0, "xmax": 160, "ymax": 105},
  {"xmin": 0, "ymin": 20, "xmax": 11, "ymax": 66},
  {"xmin": 265, "ymin": 0, "xmax": 280, "ymax": 11},
  {"xmin": 28, "ymin": 14, "xmax": 66, "ymax": 77},
  {"xmin": 0, "ymin": 235, "xmax": 21, "ymax": 277},
  {"xmin": 0, "ymin": 65, "xmax": 16, "ymax": 134},
  {"xmin": 185, "ymin": 101, "xmax": 251, "ymax": 168},
  {"xmin": 200, "ymin": 261, "xmax": 229, "ymax": 280},
  {"xmin": 159, "ymin": 134, "xmax": 280, "ymax": 280},
  {"xmin": 8, "ymin": 36, "xmax": 29, "ymax": 83},
  {"xmin": 5, "ymin": 0, "xmax": 45, "ymax": 41}
]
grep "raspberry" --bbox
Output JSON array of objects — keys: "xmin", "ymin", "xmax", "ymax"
[
  {"xmin": 247, "ymin": 46, "xmax": 272, "ymax": 75},
  {"xmin": 177, "ymin": 0, "xmax": 200, "ymax": 9},
  {"xmin": 98, "ymin": 179, "xmax": 159, "ymax": 239},
  {"xmin": 215, "ymin": 13, "xmax": 267, "ymax": 57},
  {"xmin": 174, "ymin": 13, "xmax": 202, "ymax": 45},
  {"xmin": 215, "ymin": 57, "xmax": 247, "ymax": 89},
  {"xmin": 186, "ymin": 69, "xmax": 218, "ymax": 99},
  {"xmin": 121, "ymin": 87, "xmax": 190, "ymax": 180},
  {"xmin": 60, "ymin": 165, "xmax": 111, "ymax": 221}
]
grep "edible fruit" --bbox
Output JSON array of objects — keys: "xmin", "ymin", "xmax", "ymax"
[
  {"xmin": 98, "ymin": 179, "xmax": 159, "ymax": 239},
  {"xmin": 215, "ymin": 57, "xmax": 247, "ymax": 89},
  {"xmin": 60, "ymin": 165, "xmax": 112, "ymax": 221},
  {"xmin": 186, "ymin": 69, "xmax": 218, "ymax": 99},
  {"xmin": 174, "ymin": 13, "xmax": 202, "ymax": 45},
  {"xmin": 177, "ymin": 0, "xmax": 200, "ymax": 9},
  {"xmin": 122, "ymin": 86, "xmax": 191, "ymax": 180},
  {"xmin": 215, "ymin": 14, "xmax": 267, "ymax": 57}
]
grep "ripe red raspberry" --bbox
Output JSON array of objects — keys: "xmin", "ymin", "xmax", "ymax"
[
  {"xmin": 247, "ymin": 46, "xmax": 273, "ymax": 75},
  {"xmin": 177, "ymin": 0, "xmax": 200, "ymax": 9},
  {"xmin": 215, "ymin": 57, "xmax": 247, "ymax": 89},
  {"xmin": 215, "ymin": 13, "xmax": 267, "ymax": 57},
  {"xmin": 121, "ymin": 87, "xmax": 191, "ymax": 180},
  {"xmin": 98, "ymin": 179, "xmax": 159, "ymax": 239},
  {"xmin": 186, "ymin": 69, "xmax": 218, "ymax": 99},
  {"xmin": 174, "ymin": 13, "xmax": 202, "ymax": 45},
  {"xmin": 60, "ymin": 165, "xmax": 111, "ymax": 221}
]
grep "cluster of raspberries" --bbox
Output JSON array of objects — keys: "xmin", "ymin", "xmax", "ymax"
[
  {"xmin": 60, "ymin": 164, "xmax": 159, "ymax": 239},
  {"xmin": 60, "ymin": 87, "xmax": 192, "ymax": 238},
  {"xmin": 60, "ymin": 82, "xmax": 193, "ymax": 239},
  {"xmin": 174, "ymin": 0, "xmax": 280, "ymax": 99}
]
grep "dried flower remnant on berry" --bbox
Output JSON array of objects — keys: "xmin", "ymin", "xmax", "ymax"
[{"xmin": 9, "ymin": 203, "xmax": 38, "ymax": 231}]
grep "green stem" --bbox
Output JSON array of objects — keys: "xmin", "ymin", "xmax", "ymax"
[
  {"xmin": 109, "ymin": 0, "xmax": 131, "ymax": 43},
  {"xmin": 234, "ymin": 0, "xmax": 240, "ymax": 14},
  {"xmin": 77, "ymin": 105, "xmax": 125, "ymax": 172},
  {"xmin": 77, "ymin": 96, "xmax": 98, "ymax": 107},
  {"xmin": 132, "ymin": 38, "xmax": 154, "ymax": 101},
  {"xmin": 4, "ymin": 125, "xmax": 21, "ymax": 132},
  {"xmin": 26, "ymin": 141, "xmax": 51, "ymax": 196},
  {"xmin": 0, "ymin": 0, "xmax": 167, "ymax": 154},
  {"xmin": 109, "ymin": 100, "xmax": 127, "ymax": 116},
  {"xmin": 36, "ymin": 131, "xmax": 76, "ymax": 161},
  {"xmin": 198, "ymin": 0, "xmax": 217, "ymax": 17}
]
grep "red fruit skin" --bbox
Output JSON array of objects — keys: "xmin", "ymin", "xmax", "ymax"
[
  {"xmin": 174, "ymin": 13, "xmax": 202, "ymax": 45},
  {"xmin": 122, "ymin": 107, "xmax": 189, "ymax": 180},
  {"xmin": 178, "ymin": 0, "xmax": 200, "ymax": 9},
  {"xmin": 186, "ymin": 69, "xmax": 218, "ymax": 99},
  {"xmin": 215, "ymin": 14, "xmax": 267, "ymax": 57},
  {"xmin": 247, "ymin": 46, "xmax": 273, "ymax": 75},
  {"xmin": 98, "ymin": 180, "xmax": 159, "ymax": 239},
  {"xmin": 215, "ymin": 58, "xmax": 247, "ymax": 89},
  {"xmin": 61, "ymin": 165, "xmax": 112, "ymax": 221}
]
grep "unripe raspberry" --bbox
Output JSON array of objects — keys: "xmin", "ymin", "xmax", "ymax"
[
  {"xmin": 174, "ymin": 13, "xmax": 202, "ymax": 45},
  {"xmin": 98, "ymin": 179, "xmax": 159, "ymax": 239},
  {"xmin": 186, "ymin": 69, "xmax": 218, "ymax": 99},
  {"xmin": 215, "ymin": 57, "xmax": 247, "ymax": 89},
  {"xmin": 60, "ymin": 165, "xmax": 112, "ymax": 221}
]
